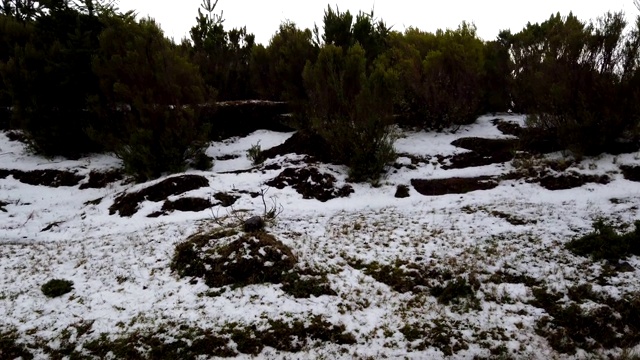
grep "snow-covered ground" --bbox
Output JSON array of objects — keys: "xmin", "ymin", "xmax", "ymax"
[{"xmin": 1, "ymin": 115, "xmax": 640, "ymax": 359}]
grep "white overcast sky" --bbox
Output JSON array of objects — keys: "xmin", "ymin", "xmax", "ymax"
[{"xmin": 117, "ymin": 0, "xmax": 638, "ymax": 45}]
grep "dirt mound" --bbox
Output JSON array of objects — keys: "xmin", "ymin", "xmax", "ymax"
[
  {"xmin": 260, "ymin": 131, "xmax": 334, "ymax": 164},
  {"xmin": 79, "ymin": 170, "xmax": 124, "ymax": 189},
  {"xmin": 411, "ymin": 176, "xmax": 500, "ymax": 196},
  {"xmin": 110, "ymin": 174, "xmax": 209, "ymax": 217},
  {"xmin": 539, "ymin": 173, "xmax": 610, "ymax": 190},
  {"xmin": 0, "ymin": 169, "xmax": 84, "ymax": 187},
  {"xmin": 265, "ymin": 167, "xmax": 353, "ymax": 202},
  {"xmin": 171, "ymin": 230, "xmax": 297, "ymax": 288},
  {"xmin": 443, "ymin": 137, "xmax": 518, "ymax": 169}
]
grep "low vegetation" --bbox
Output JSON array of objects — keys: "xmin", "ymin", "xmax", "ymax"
[{"xmin": 567, "ymin": 219, "xmax": 640, "ymax": 261}]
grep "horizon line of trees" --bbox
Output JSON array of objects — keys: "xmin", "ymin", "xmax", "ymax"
[{"xmin": 1, "ymin": 0, "xmax": 639, "ymax": 182}]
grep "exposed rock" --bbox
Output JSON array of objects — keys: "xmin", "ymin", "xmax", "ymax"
[{"xmin": 243, "ymin": 215, "xmax": 265, "ymax": 232}]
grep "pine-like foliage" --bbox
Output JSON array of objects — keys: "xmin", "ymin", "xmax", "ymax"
[{"xmin": 91, "ymin": 15, "xmax": 210, "ymax": 181}]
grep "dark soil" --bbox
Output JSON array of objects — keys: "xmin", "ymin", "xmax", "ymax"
[
  {"xmin": 538, "ymin": 173, "xmax": 610, "ymax": 190},
  {"xmin": 110, "ymin": 175, "xmax": 209, "ymax": 217},
  {"xmin": 260, "ymin": 131, "xmax": 334, "ymax": 164},
  {"xmin": 451, "ymin": 137, "xmax": 519, "ymax": 155},
  {"xmin": 491, "ymin": 118, "xmax": 523, "ymax": 137},
  {"xmin": 0, "ymin": 200, "xmax": 7, "ymax": 212},
  {"xmin": 159, "ymin": 197, "xmax": 213, "ymax": 215},
  {"xmin": 213, "ymin": 192, "xmax": 240, "ymax": 207},
  {"xmin": 79, "ymin": 170, "xmax": 124, "ymax": 189},
  {"xmin": 411, "ymin": 176, "xmax": 500, "ymax": 196},
  {"xmin": 620, "ymin": 165, "xmax": 640, "ymax": 182},
  {"xmin": 443, "ymin": 137, "xmax": 518, "ymax": 169},
  {"xmin": 265, "ymin": 167, "xmax": 354, "ymax": 202},
  {"xmin": 0, "ymin": 169, "xmax": 84, "ymax": 187},
  {"xmin": 215, "ymin": 154, "xmax": 241, "ymax": 161}
]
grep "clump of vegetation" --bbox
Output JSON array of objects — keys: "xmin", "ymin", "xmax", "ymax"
[
  {"xmin": 0, "ymin": 329, "xmax": 33, "ymax": 360},
  {"xmin": 303, "ymin": 38, "xmax": 397, "ymax": 182},
  {"xmin": 91, "ymin": 15, "xmax": 211, "ymax": 181},
  {"xmin": 246, "ymin": 141, "xmax": 264, "ymax": 165},
  {"xmin": 507, "ymin": 12, "xmax": 640, "ymax": 156},
  {"xmin": 41, "ymin": 279, "xmax": 74, "ymax": 298},
  {"xmin": 392, "ymin": 23, "xmax": 488, "ymax": 130},
  {"xmin": 226, "ymin": 315, "xmax": 356, "ymax": 354},
  {"xmin": 83, "ymin": 328, "xmax": 235, "ymax": 358},
  {"xmin": 431, "ymin": 276, "xmax": 479, "ymax": 308},
  {"xmin": 350, "ymin": 259, "xmax": 454, "ymax": 294},
  {"xmin": 171, "ymin": 230, "xmax": 297, "ymax": 288},
  {"xmin": 400, "ymin": 319, "xmax": 469, "ymax": 355},
  {"xmin": 566, "ymin": 219, "xmax": 640, "ymax": 261},
  {"xmin": 531, "ymin": 285, "xmax": 640, "ymax": 354},
  {"xmin": 280, "ymin": 270, "xmax": 336, "ymax": 298}
]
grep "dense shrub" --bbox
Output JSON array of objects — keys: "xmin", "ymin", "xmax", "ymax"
[
  {"xmin": 252, "ymin": 22, "xmax": 317, "ymax": 102},
  {"xmin": 0, "ymin": 6, "xmax": 104, "ymax": 157},
  {"xmin": 508, "ymin": 12, "xmax": 640, "ymax": 156},
  {"xmin": 187, "ymin": 0, "xmax": 255, "ymax": 100},
  {"xmin": 303, "ymin": 43, "xmax": 397, "ymax": 182},
  {"xmin": 391, "ymin": 23, "xmax": 486, "ymax": 130},
  {"xmin": 91, "ymin": 15, "xmax": 210, "ymax": 181},
  {"xmin": 567, "ymin": 219, "xmax": 640, "ymax": 261}
]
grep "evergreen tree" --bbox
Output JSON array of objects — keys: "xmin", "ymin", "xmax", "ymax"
[{"xmin": 92, "ymin": 15, "xmax": 210, "ymax": 180}]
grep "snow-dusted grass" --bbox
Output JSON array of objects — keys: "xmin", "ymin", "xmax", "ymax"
[{"xmin": 1, "ymin": 115, "xmax": 640, "ymax": 359}]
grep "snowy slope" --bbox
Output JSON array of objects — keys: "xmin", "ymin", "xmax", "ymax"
[{"xmin": 1, "ymin": 115, "xmax": 640, "ymax": 359}]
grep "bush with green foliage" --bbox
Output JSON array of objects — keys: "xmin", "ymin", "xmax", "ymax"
[
  {"xmin": 567, "ymin": 219, "xmax": 640, "ymax": 261},
  {"xmin": 91, "ymin": 15, "xmax": 210, "ymax": 181},
  {"xmin": 186, "ymin": 0, "xmax": 255, "ymax": 100},
  {"xmin": 507, "ymin": 12, "xmax": 640, "ymax": 155},
  {"xmin": 303, "ymin": 43, "xmax": 397, "ymax": 182},
  {"xmin": 319, "ymin": 6, "xmax": 390, "ymax": 66},
  {"xmin": 0, "ymin": 3, "xmax": 105, "ymax": 157},
  {"xmin": 391, "ymin": 23, "xmax": 486, "ymax": 130},
  {"xmin": 251, "ymin": 21, "xmax": 317, "ymax": 102}
]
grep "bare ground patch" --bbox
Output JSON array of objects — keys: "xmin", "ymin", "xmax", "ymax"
[
  {"xmin": 265, "ymin": 167, "xmax": 354, "ymax": 202},
  {"xmin": 109, "ymin": 174, "xmax": 209, "ymax": 217},
  {"xmin": 411, "ymin": 176, "xmax": 500, "ymax": 196}
]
